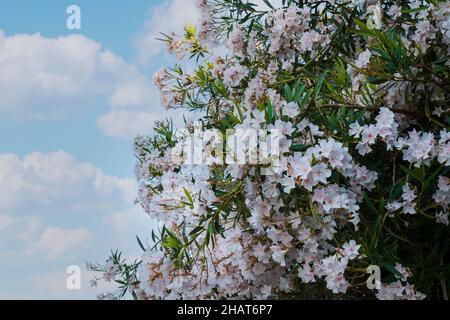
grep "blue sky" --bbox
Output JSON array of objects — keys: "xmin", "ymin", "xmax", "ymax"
[{"xmin": 0, "ymin": 0, "xmax": 199, "ymax": 299}]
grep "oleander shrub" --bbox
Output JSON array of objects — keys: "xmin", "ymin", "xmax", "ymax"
[{"xmin": 90, "ymin": 0, "xmax": 450, "ymax": 300}]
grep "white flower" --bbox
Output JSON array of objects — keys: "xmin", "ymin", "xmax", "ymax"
[
  {"xmin": 272, "ymin": 119, "xmax": 295, "ymax": 136},
  {"xmin": 271, "ymin": 246, "xmax": 288, "ymax": 267},
  {"xmin": 412, "ymin": 20, "xmax": 438, "ymax": 49},
  {"xmin": 401, "ymin": 184, "xmax": 416, "ymax": 203},
  {"xmin": 349, "ymin": 122, "xmax": 363, "ymax": 137},
  {"xmin": 355, "ymin": 49, "xmax": 372, "ymax": 69},
  {"xmin": 433, "ymin": 176, "xmax": 450, "ymax": 217},
  {"xmin": 394, "ymin": 263, "xmax": 412, "ymax": 281},
  {"xmin": 291, "ymin": 154, "xmax": 312, "ymax": 179},
  {"xmin": 437, "ymin": 130, "xmax": 450, "ymax": 166},
  {"xmin": 388, "ymin": 5, "xmax": 401, "ymax": 19},
  {"xmin": 386, "ymin": 184, "xmax": 417, "ymax": 215},
  {"xmin": 103, "ymin": 261, "xmax": 118, "ymax": 282},
  {"xmin": 361, "ymin": 125, "xmax": 379, "ymax": 144},
  {"xmin": 223, "ymin": 64, "xmax": 249, "ymax": 86},
  {"xmin": 281, "ymin": 175, "xmax": 296, "ymax": 193},
  {"xmin": 299, "ymin": 31, "xmax": 321, "ymax": 53},
  {"xmin": 226, "ymin": 25, "xmax": 246, "ymax": 58},
  {"xmin": 311, "ymin": 163, "xmax": 332, "ymax": 184},
  {"xmin": 342, "ymin": 240, "xmax": 361, "ymax": 260},
  {"xmin": 436, "ymin": 212, "xmax": 449, "ymax": 225},
  {"xmin": 123, "ymin": 0, "xmax": 448, "ymax": 301},
  {"xmin": 326, "ymin": 273, "xmax": 349, "ymax": 294},
  {"xmin": 356, "ymin": 142, "xmax": 372, "ymax": 156},
  {"xmin": 386, "ymin": 201, "xmax": 402, "ymax": 212},
  {"xmin": 253, "ymin": 243, "xmax": 270, "ymax": 263},
  {"xmin": 283, "ymin": 102, "xmax": 300, "ymax": 118},
  {"xmin": 376, "ymin": 281, "xmax": 426, "ymax": 300},
  {"xmin": 298, "ymin": 264, "xmax": 316, "ymax": 283},
  {"xmin": 251, "ymin": 109, "xmax": 266, "ymax": 125},
  {"xmin": 258, "ymin": 285, "xmax": 272, "ymax": 299},
  {"xmin": 396, "ymin": 130, "xmax": 436, "ymax": 167},
  {"xmin": 279, "ymin": 137, "xmax": 292, "ymax": 153}
]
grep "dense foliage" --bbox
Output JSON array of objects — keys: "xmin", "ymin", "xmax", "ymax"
[{"xmin": 90, "ymin": 0, "xmax": 450, "ymax": 300}]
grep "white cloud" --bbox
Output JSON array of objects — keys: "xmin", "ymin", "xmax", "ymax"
[
  {"xmin": 19, "ymin": 269, "xmax": 117, "ymax": 300},
  {"xmin": 26, "ymin": 270, "xmax": 91, "ymax": 300},
  {"xmin": 97, "ymin": 106, "xmax": 193, "ymax": 139},
  {"xmin": 134, "ymin": 0, "xmax": 200, "ymax": 64},
  {"xmin": 97, "ymin": 110, "xmax": 159, "ymax": 139},
  {"xmin": 0, "ymin": 213, "xmax": 17, "ymax": 230},
  {"xmin": 34, "ymin": 227, "xmax": 93, "ymax": 259},
  {"xmin": 104, "ymin": 206, "xmax": 152, "ymax": 232},
  {"xmin": 0, "ymin": 151, "xmax": 136, "ymax": 211},
  {"xmin": 0, "ymin": 213, "xmax": 41, "ymax": 241},
  {"xmin": 0, "ymin": 151, "xmax": 150, "ymax": 262},
  {"xmin": 0, "ymin": 29, "xmax": 188, "ymax": 139},
  {"xmin": 0, "ymin": 213, "xmax": 16, "ymax": 229},
  {"xmin": 17, "ymin": 216, "xmax": 42, "ymax": 241},
  {"xmin": 0, "ymin": 214, "xmax": 93, "ymax": 261},
  {"xmin": 0, "ymin": 0, "xmax": 205, "ymax": 139},
  {"xmin": 0, "ymin": 30, "xmax": 155, "ymax": 119},
  {"xmin": 0, "ymin": 215, "xmax": 39, "ymax": 258}
]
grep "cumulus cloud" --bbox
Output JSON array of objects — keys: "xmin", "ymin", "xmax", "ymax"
[
  {"xmin": 0, "ymin": 30, "xmax": 156, "ymax": 119},
  {"xmin": 34, "ymin": 227, "xmax": 93, "ymax": 259},
  {"xmin": 0, "ymin": 30, "xmax": 167, "ymax": 139},
  {"xmin": 0, "ymin": 215, "xmax": 40, "ymax": 258},
  {"xmin": 25, "ymin": 269, "xmax": 116, "ymax": 300},
  {"xmin": 96, "ymin": 110, "xmax": 158, "ymax": 139},
  {"xmin": 0, "ymin": 0, "xmax": 204, "ymax": 139},
  {"xmin": 0, "ymin": 213, "xmax": 17, "ymax": 230},
  {"xmin": 97, "ymin": 106, "xmax": 192, "ymax": 139},
  {"xmin": 134, "ymin": 0, "xmax": 200, "ymax": 64},
  {"xmin": 103, "ymin": 206, "xmax": 153, "ymax": 233},
  {"xmin": 0, "ymin": 28, "xmax": 191, "ymax": 139},
  {"xmin": 0, "ymin": 151, "xmax": 136, "ymax": 211},
  {"xmin": 0, "ymin": 150, "xmax": 146, "ymax": 262},
  {"xmin": 0, "ymin": 213, "xmax": 41, "ymax": 247}
]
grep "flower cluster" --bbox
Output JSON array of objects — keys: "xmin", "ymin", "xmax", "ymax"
[
  {"xmin": 96, "ymin": 0, "xmax": 450, "ymax": 300},
  {"xmin": 386, "ymin": 183, "xmax": 417, "ymax": 215}
]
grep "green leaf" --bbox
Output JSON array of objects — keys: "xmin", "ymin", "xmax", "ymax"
[
  {"xmin": 183, "ymin": 187, "xmax": 194, "ymax": 205},
  {"xmin": 315, "ymin": 73, "xmax": 327, "ymax": 98},
  {"xmin": 290, "ymin": 144, "xmax": 308, "ymax": 152},
  {"xmin": 283, "ymin": 85, "xmax": 293, "ymax": 101},
  {"xmin": 136, "ymin": 236, "xmax": 146, "ymax": 252},
  {"xmin": 293, "ymin": 82, "xmax": 306, "ymax": 102},
  {"xmin": 400, "ymin": 6, "xmax": 428, "ymax": 14},
  {"xmin": 367, "ymin": 76, "xmax": 387, "ymax": 84},
  {"xmin": 267, "ymin": 106, "xmax": 274, "ymax": 124}
]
